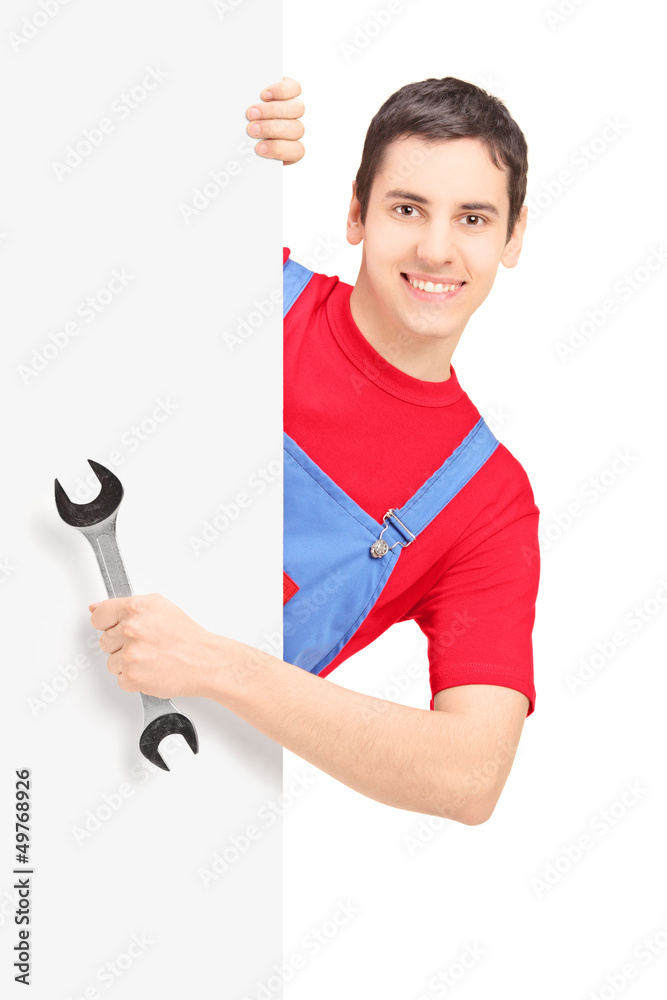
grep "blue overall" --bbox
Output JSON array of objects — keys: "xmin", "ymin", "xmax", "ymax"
[{"xmin": 283, "ymin": 257, "xmax": 499, "ymax": 675}]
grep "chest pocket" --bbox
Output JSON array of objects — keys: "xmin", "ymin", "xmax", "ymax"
[{"xmin": 282, "ymin": 256, "xmax": 499, "ymax": 674}]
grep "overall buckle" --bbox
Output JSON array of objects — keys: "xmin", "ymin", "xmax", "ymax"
[{"xmin": 370, "ymin": 509, "xmax": 416, "ymax": 558}]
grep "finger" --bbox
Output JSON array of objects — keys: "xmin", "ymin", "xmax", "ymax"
[
  {"xmin": 117, "ymin": 671, "xmax": 137, "ymax": 693},
  {"xmin": 98, "ymin": 624, "xmax": 124, "ymax": 654},
  {"xmin": 246, "ymin": 118, "xmax": 305, "ymax": 141},
  {"xmin": 246, "ymin": 97, "xmax": 305, "ymax": 122},
  {"xmin": 259, "ymin": 76, "xmax": 302, "ymax": 102},
  {"xmin": 90, "ymin": 597, "xmax": 130, "ymax": 631},
  {"xmin": 106, "ymin": 651, "xmax": 123, "ymax": 675},
  {"xmin": 254, "ymin": 138, "xmax": 305, "ymax": 165}
]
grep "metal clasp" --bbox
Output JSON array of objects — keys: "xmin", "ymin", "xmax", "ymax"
[{"xmin": 370, "ymin": 508, "xmax": 417, "ymax": 558}]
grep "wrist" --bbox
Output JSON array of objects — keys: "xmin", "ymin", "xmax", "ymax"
[
  {"xmin": 195, "ymin": 632, "xmax": 263, "ymax": 704},
  {"xmin": 192, "ymin": 630, "xmax": 233, "ymax": 701},
  {"xmin": 204, "ymin": 635, "xmax": 281, "ymax": 709}
]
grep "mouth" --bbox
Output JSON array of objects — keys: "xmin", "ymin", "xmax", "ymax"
[{"xmin": 401, "ymin": 272, "xmax": 465, "ymax": 302}]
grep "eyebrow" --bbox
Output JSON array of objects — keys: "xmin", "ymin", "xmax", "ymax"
[{"xmin": 383, "ymin": 189, "xmax": 500, "ymax": 217}]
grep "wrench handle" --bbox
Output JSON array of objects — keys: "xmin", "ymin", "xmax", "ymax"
[
  {"xmin": 86, "ymin": 518, "xmax": 133, "ymax": 599},
  {"xmin": 84, "ymin": 517, "xmax": 177, "ymax": 716}
]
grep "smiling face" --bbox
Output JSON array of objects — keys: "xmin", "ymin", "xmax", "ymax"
[{"xmin": 347, "ymin": 135, "xmax": 527, "ymax": 379}]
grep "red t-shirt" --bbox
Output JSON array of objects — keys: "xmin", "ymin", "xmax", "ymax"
[{"xmin": 284, "ymin": 248, "xmax": 540, "ymax": 715}]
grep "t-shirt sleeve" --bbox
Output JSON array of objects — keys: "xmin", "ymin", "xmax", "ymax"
[
  {"xmin": 283, "ymin": 246, "xmax": 290, "ymax": 265},
  {"xmin": 409, "ymin": 507, "xmax": 540, "ymax": 716}
]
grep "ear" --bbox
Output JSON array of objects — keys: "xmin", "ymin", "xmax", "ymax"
[
  {"xmin": 501, "ymin": 204, "xmax": 528, "ymax": 269},
  {"xmin": 346, "ymin": 180, "xmax": 364, "ymax": 247}
]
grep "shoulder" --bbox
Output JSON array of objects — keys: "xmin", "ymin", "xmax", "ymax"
[
  {"xmin": 492, "ymin": 440, "xmax": 538, "ymax": 513},
  {"xmin": 283, "ymin": 247, "xmax": 350, "ymax": 319},
  {"xmin": 445, "ymin": 389, "xmax": 538, "ymax": 519},
  {"xmin": 447, "ymin": 423, "xmax": 540, "ymax": 552}
]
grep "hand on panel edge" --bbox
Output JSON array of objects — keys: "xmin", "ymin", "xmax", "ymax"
[{"xmin": 245, "ymin": 76, "xmax": 305, "ymax": 165}]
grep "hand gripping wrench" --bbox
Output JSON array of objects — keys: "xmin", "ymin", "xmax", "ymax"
[{"xmin": 54, "ymin": 460, "xmax": 199, "ymax": 771}]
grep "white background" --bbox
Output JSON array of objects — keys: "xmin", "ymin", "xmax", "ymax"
[
  {"xmin": 284, "ymin": 2, "xmax": 667, "ymax": 999},
  {"xmin": 1, "ymin": 1, "xmax": 283, "ymax": 998},
  {"xmin": 1, "ymin": 3, "xmax": 665, "ymax": 999}
]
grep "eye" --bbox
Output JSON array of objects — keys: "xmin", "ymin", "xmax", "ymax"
[
  {"xmin": 462, "ymin": 214, "xmax": 486, "ymax": 226},
  {"xmin": 394, "ymin": 204, "xmax": 422, "ymax": 218}
]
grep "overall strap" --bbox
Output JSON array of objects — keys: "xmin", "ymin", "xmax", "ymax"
[
  {"xmin": 283, "ymin": 431, "xmax": 401, "ymax": 674},
  {"xmin": 377, "ymin": 417, "xmax": 499, "ymax": 553},
  {"xmin": 283, "ymin": 257, "xmax": 314, "ymax": 317}
]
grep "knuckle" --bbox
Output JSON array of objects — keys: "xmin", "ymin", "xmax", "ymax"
[
  {"xmin": 122, "ymin": 644, "xmax": 141, "ymax": 665},
  {"xmin": 123, "ymin": 664, "xmax": 138, "ymax": 683},
  {"xmin": 124, "ymin": 616, "xmax": 142, "ymax": 639}
]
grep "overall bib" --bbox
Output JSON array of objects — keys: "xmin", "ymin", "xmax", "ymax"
[{"xmin": 283, "ymin": 257, "xmax": 499, "ymax": 675}]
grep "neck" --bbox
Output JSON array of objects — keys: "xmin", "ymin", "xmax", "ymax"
[{"xmin": 349, "ymin": 280, "xmax": 460, "ymax": 383}]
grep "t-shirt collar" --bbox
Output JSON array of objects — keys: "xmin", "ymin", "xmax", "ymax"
[{"xmin": 326, "ymin": 281, "xmax": 465, "ymax": 407}]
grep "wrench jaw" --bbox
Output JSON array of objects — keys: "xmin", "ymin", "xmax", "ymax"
[
  {"xmin": 54, "ymin": 460, "xmax": 124, "ymax": 527},
  {"xmin": 139, "ymin": 714, "xmax": 200, "ymax": 772}
]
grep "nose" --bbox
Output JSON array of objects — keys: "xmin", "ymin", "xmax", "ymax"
[{"xmin": 416, "ymin": 220, "xmax": 459, "ymax": 269}]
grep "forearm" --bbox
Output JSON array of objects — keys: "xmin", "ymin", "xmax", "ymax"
[{"xmin": 203, "ymin": 638, "xmax": 493, "ymax": 822}]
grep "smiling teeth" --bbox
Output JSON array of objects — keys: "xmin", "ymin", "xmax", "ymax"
[{"xmin": 407, "ymin": 275, "xmax": 461, "ymax": 293}]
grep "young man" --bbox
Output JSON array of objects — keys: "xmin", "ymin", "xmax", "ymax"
[{"xmin": 90, "ymin": 77, "xmax": 539, "ymax": 826}]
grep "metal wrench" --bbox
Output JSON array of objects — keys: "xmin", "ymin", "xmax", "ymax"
[{"xmin": 54, "ymin": 460, "xmax": 199, "ymax": 771}]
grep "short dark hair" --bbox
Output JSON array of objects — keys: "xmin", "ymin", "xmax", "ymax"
[{"xmin": 354, "ymin": 77, "xmax": 528, "ymax": 243}]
